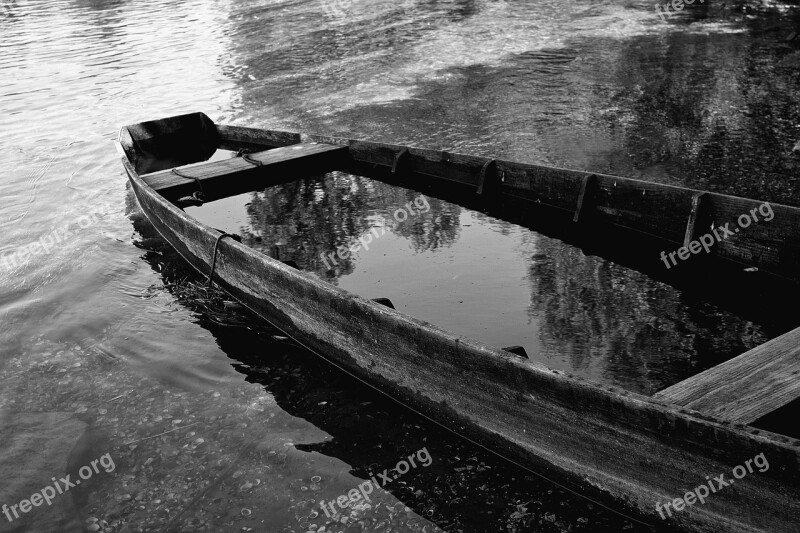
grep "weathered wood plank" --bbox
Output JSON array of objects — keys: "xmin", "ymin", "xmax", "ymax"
[
  {"xmin": 696, "ymin": 195, "xmax": 800, "ymax": 280},
  {"xmin": 141, "ymin": 143, "xmax": 349, "ymax": 201},
  {"xmin": 654, "ymin": 325, "xmax": 800, "ymax": 423},
  {"xmin": 217, "ymin": 125, "xmax": 488, "ymax": 186},
  {"xmin": 216, "ymin": 124, "xmax": 301, "ymax": 151}
]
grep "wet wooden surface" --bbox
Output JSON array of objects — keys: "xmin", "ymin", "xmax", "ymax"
[
  {"xmin": 654, "ymin": 325, "xmax": 800, "ymax": 424},
  {"xmin": 141, "ymin": 142, "xmax": 348, "ymax": 201}
]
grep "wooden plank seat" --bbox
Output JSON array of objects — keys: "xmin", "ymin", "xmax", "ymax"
[
  {"xmin": 653, "ymin": 325, "xmax": 800, "ymax": 423},
  {"xmin": 141, "ymin": 142, "xmax": 349, "ymax": 202}
]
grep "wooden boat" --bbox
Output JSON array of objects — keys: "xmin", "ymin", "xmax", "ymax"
[{"xmin": 118, "ymin": 112, "xmax": 800, "ymax": 532}]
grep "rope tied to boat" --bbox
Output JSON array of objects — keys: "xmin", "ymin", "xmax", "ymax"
[
  {"xmin": 171, "ymin": 167, "xmax": 205, "ymax": 197},
  {"xmin": 207, "ymin": 233, "xmax": 239, "ymax": 289},
  {"xmin": 241, "ymin": 153, "xmax": 263, "ymax": 167}
]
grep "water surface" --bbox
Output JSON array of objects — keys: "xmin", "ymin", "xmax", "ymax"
[{"xmin": 3, "ymin": 0, "xmax": 800, "ymax": 531}]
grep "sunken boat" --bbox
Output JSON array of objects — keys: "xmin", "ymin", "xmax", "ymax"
[{"xmin": 118, "ymin": 112, "xmax": 800, "ymax": 533}]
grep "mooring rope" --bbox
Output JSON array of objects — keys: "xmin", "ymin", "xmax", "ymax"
[
  {"xmin": 241, "ymin": 153, "xmax": 263, "ymax": 167},
  {"xmin": 170, "ymin": 167, "xmax": 205, "ymax": 196},
  {"xmin": 207, "ymin": 233, "xmax": 238, "ymax": 288}
]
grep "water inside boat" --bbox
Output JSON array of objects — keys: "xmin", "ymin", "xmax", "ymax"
[{"xmin": 186, "ymin": 156, "xmax": 800, "ymax": 397}]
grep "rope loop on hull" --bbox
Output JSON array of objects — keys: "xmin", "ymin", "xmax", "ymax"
[
  {"xmin": 171, "ymin": 167, "xmax": 205, "ymax": 196},
  {"xmin": 207, "ymin": 233, "xmax": 239, "ymax": 288}
]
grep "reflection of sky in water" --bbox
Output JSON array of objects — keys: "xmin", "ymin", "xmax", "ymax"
[{"xmin": 230, "ymin": 0, "xmax": 800, "ymax": 203}]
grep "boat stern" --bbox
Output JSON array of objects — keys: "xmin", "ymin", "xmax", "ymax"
[{"xmin": 118, "ymin": 111, "xmax": 219, "ymax": 174}]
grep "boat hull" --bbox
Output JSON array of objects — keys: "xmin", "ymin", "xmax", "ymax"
[{"xmin": 124, "ymin": 156, "xmax": 800, "ymax": 533}]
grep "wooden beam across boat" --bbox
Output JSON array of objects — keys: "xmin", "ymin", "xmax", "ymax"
[
  {"xmin": 654, "ymin": 325, "xmax": 800, "ymax": 424},
  {"xmin": 141, "ymin": 142, "xmax": 349, "ymax": 201}
]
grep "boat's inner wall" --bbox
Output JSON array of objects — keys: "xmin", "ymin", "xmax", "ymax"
[
  {"xmin": 185, "ymin": 167, "xmax": 800, "ymax": 398},
  {"xmin": 216, "ymin": 125, "xmax": 800, "ymax": 283}
]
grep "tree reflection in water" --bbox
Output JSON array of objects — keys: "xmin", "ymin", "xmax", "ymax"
[
  {"xmin": 240, "ymin": 172, "xmax": 461, "ymax": 283},
  {"xmin": 521, "ymin": 231, "xmax": 773, "ymax": 394},
  {"xmin": 231, "ymin": 171, "xmax": 780, "ymax": 396}
]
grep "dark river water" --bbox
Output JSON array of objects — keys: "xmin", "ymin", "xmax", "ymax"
[{"xmin": 3, "ymin": 0, "xmax": 800, "ymax": 532}]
